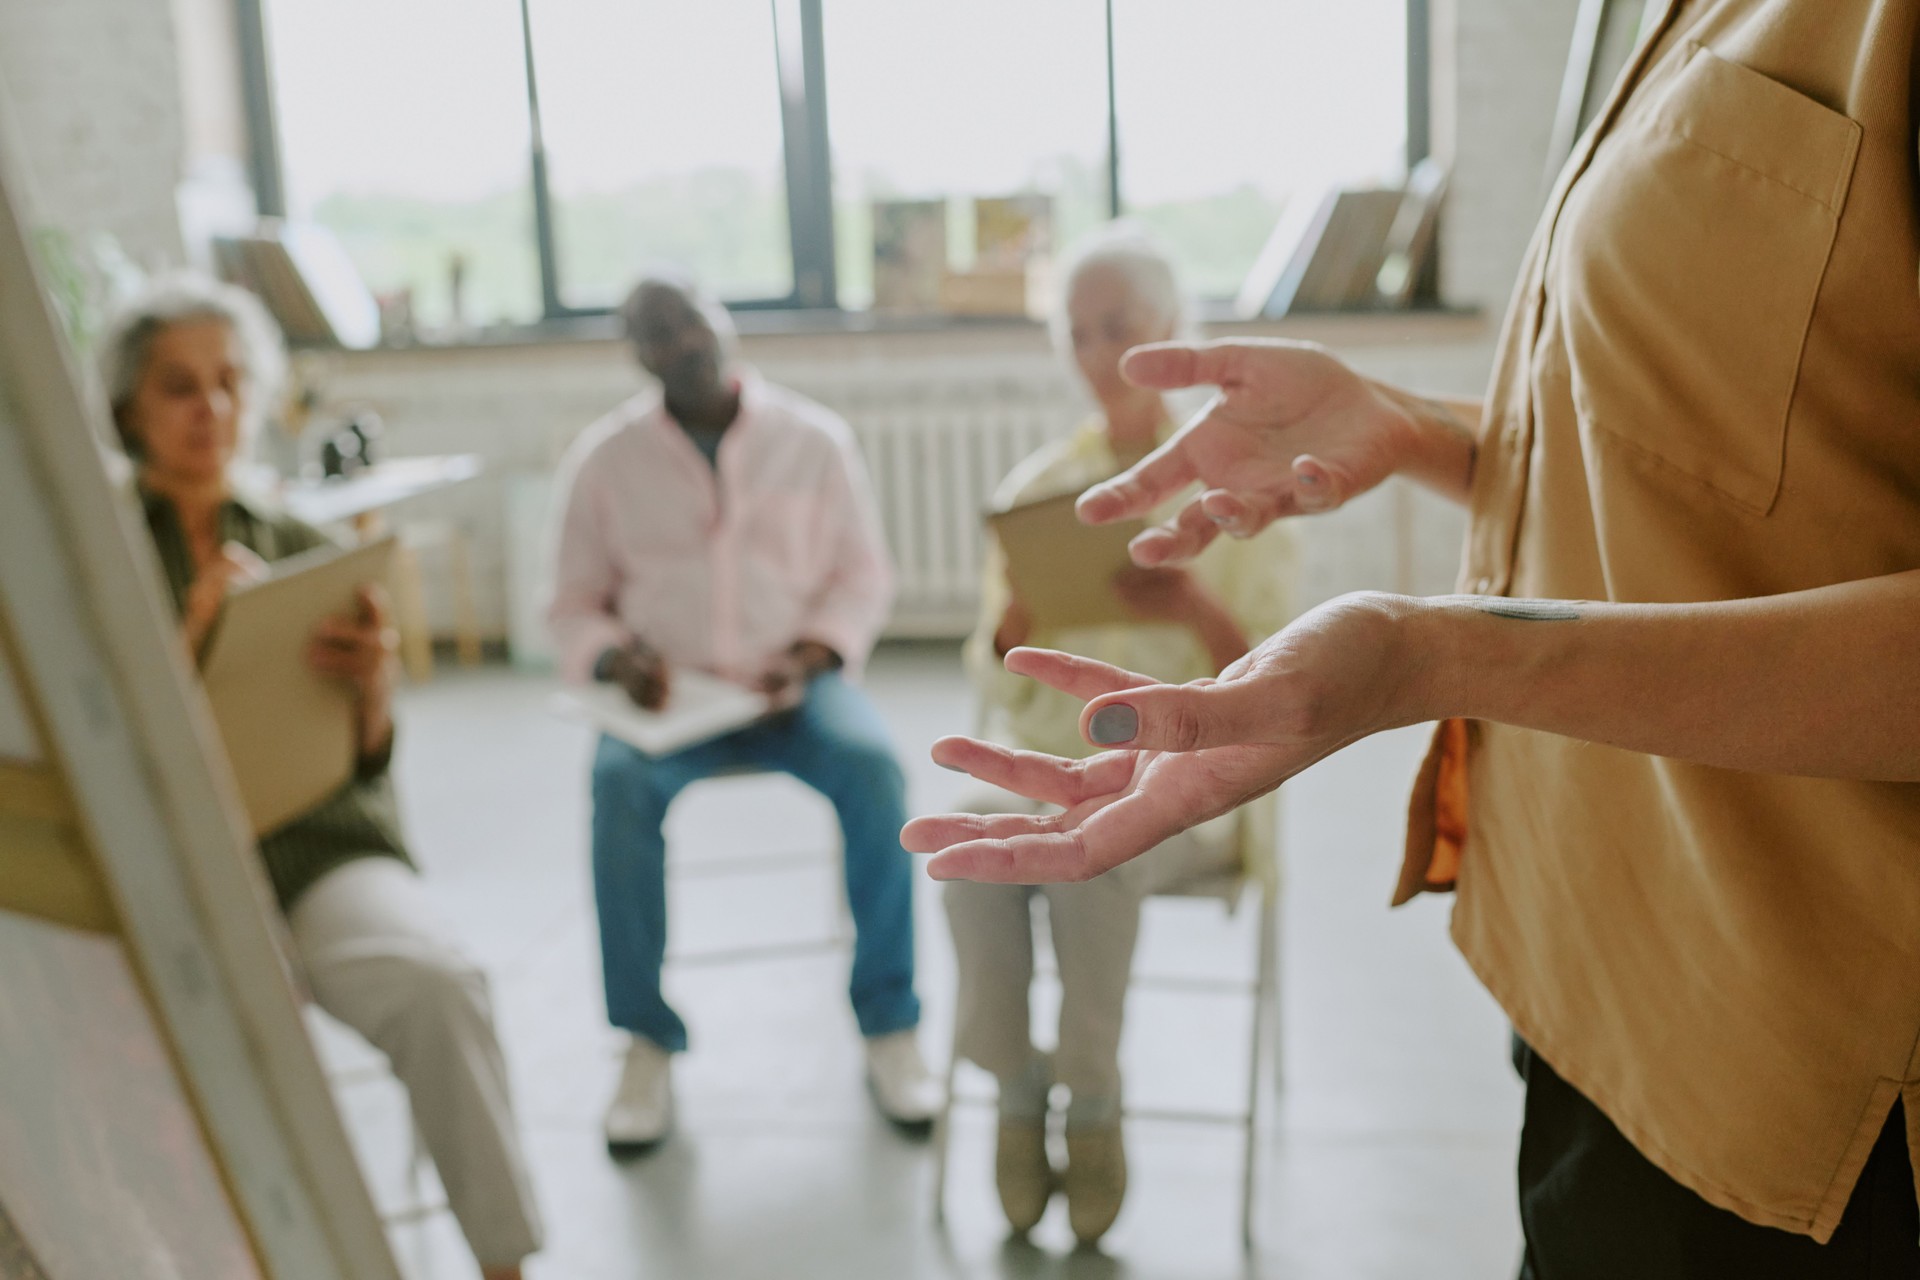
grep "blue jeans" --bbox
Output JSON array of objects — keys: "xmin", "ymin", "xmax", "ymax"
[{"xmin": 590, "ymin": 673, "xmax": 921, "ymax": 1052}]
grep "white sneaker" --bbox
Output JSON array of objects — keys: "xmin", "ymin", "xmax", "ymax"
[
  {"xmin": 865, "ymin": 1029, "xmax": 943, "ymax": 1131},
  {"xmin": 604, "ymin": 1036, "xmax": 674, "ymax": 1153}
]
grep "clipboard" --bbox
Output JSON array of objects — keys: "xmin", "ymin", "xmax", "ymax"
[
  {"xmin": 985, "ymin": 490, "xmax": 1146, "ymax": 632},
  {"xmin": 550, "ymin": 670, "xmax": 770, "ymax": 758},
  {"xmin": 200, "ymin": 536, "xmax": 397, "ymax": 834}
]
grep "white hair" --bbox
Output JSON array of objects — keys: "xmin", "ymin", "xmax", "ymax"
[
  {"xmin": 1048, "ymin": 220, "xmax": 1190, "ymax": 355},
  {"xmin": 96, "ymin": 271, "xmax": 287, "ymax": 457}
]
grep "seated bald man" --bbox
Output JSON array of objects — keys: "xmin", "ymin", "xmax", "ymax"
[{"xmin": 548, "ymin": 274, "xmax": 938, "ymax": 1150}]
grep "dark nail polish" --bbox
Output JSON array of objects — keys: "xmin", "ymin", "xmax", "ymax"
[{"xmin": 1089, "ymin": 704, "xmax": 1139, "ymax": 745}]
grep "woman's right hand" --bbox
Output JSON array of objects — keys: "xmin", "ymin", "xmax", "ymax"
[
  {"xmin": 1076, "ymin": 340, "xmax": 1479, "ymax": 566},
  {"xmin": 182, "ymin": 542, "xmax": 269, "ymax": 657}
]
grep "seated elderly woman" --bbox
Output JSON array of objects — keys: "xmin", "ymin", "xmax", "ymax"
[
  {"xmin": 97, "ymin": 275, "xmax": 542, "ymax": 1280},
  {"xmin": 945, "ymin": 224, "xmax": 1295, "ymax": 1244}
]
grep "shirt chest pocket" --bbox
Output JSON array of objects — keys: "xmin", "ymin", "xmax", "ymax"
[{"xmin": 1550, "ymin": 43, "xmax": 1861, "ymax": 514}]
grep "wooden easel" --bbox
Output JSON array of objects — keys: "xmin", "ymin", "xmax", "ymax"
[{"xmin": 0, "ymin": 74, "xmax": 402, "ymax": 1280}]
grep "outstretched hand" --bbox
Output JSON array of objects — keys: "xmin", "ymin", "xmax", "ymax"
[
  {"xmin": 1075, "ymin": 340, "xmax": 1427, "ymax": 566},
  {"xmin": 903, "ymin": 594, "xmax": 1433, "ymax": 883}
]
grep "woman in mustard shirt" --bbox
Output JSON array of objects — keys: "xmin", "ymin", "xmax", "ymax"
[{"xmin": 910, "ymin": 5, "xmax": 1920, "ymax": 1276}]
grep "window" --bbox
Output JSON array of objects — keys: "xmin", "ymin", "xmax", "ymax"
[
  {"xmin": 525, "ymin": 0, "xmax": 793, "ymax": 309},
  {"xmin": 264, "ymin": 0, "xmax": 541, "ymax": 328},
  {"xmin": 1111, "ymin": 0, "xmax": 1409, "ymax": 299},
  {"xmin": 823, "ymin": 0, "xmax": 1110, "ymax": 310},
  {"xmin": 249, "ymin": 1, "xmax": 1423, "ymax": 324}
]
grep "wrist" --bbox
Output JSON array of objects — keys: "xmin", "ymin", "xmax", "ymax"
[
  {"xmin": 1385, "ymin": 594, "xmax": 1474, "ymax": 727},
  {"xmin": 1372, "ymin": 382, "xmax": 1478, "ymax": 495}
]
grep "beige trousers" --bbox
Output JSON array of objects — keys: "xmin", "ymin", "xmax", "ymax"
[
  {"xmin": 941, "ymin": 788, "xmax": 1238, "ymax": 1104},
  {"xmin": 287, "ymin": 857, "xmax": 544, "ymax": 1268}
]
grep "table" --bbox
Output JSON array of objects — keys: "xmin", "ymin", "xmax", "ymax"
[
  {"xmin": 278, "ymin": 455, "xmax": 486, "ymax": 679},
  {"xmin": 278, "ymin": 454, "xmax": 483, "ymax": 529}
]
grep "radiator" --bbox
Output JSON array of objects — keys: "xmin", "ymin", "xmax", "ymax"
[{"xmin": 835, "ymin": 382, "xmax": 1076, "ymax": 639}]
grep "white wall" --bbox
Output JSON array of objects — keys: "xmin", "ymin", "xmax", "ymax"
[{"xmin": 0, "ymin": 0, "xmax": 187, "ymax": 267}]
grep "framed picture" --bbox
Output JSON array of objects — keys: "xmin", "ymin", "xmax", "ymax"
[{"xmin": 1544, "ymin": 0, "xmax": 1653, "ymax": 186}]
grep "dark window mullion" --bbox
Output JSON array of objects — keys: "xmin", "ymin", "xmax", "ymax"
[
  {"xmin": 1104, "ymin": 0, "xmax": 1122, "ymax": 218},
  {"xmin": 234, "ymin": 0, "xmax": 287, "ymax": 217},
  {"xmin": 516, "ymin": 0, "xmax": 570, "ymax": 319},
  {"xmin": 772, "ymin": 0, "xmax": 835, "ymax": 309}
]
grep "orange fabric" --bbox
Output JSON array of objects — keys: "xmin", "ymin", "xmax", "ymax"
[{"xmin": 1394, "ymin": 717, "xmax": 1467, "ymax": 907}]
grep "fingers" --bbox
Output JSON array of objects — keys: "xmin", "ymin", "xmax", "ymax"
[
  {"xmin": 355, "ymin": 582, "xmax": 393, "ymax": 627},
  {"xmin": 899, "ymin": 810, "xmax": 1066, "ymax": 854},
  {"xmin": 1001, "ymin": 648, "xmax": 1157, "ymax": 702},
  {"xmin": 1197, "ymin": 489, "xmax": 1290, "ymax": 538},
  {"xmin": 922, "ymin": 786, "xmax": 1179, "ymax": 883},
  {"xmin": 1079, "ymin": 679, "xmax": 1276, "ymax": 752},
  {"xmin": 1076, "ymin": 436, "xmax": 1197, "ymax": 526},
  {"xmin": 219, "ymin": 542, "xmax": 271, "ymax": 585},
  {"xmin": 928, "ymin": 735, "xmax": 1138, "ymax": 808},
  {"xmin": 1118, "ymin": 341, "xmax": 1246, "ymax": 392},
  {"xmin": 1127, "ymin": 497, "xmax": 1225, "ymax": 566},
  {"xmin": 1290, "ymin": 454, "xmax": 1351, "ymax": 514}
]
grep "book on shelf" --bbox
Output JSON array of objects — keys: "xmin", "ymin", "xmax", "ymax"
[
  {"xmin": 973, "ymin": 194, "xmax": 1053, "ymax": 272},
  {"xmin": 871, "ymin": 198, "xmax": 948, "ymax": 314},
  {"xmin": 1237, "ymin": 165, "xmax": 1449, "ymax": 317},
  {"xmin": 212, "ymin": 220, "xmax": 379, "ymax": 348},
  {"xmin": 1374, "ymin": 159, "xmax": 1450, "ymax": 307}
]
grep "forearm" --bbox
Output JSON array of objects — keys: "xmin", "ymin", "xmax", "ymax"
[
  {"xmin": 1406, "ymin": 574, "xmax": 1920, "ymax": 780},
  {"xmin": 1373, "ymin": 383, "xmax": 1482, "ymax": 505}
]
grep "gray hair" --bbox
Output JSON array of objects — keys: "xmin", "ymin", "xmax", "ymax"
[
  {"xmin": 96, "ymin": 272, "xmax": 287, "ymax": 457},
  {"xmin": 1048, "ymin": 220, "xmax": 1189, "ymax": 355}
]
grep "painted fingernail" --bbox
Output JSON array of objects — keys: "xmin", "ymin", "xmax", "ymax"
[
  {"xmin": 1298, "ymin": 471, "xmax": 1321, "ymax": 486},
  {"xmin": 1089, "ymin": 704, "xmax": 1139, "ymax": 745},
  {"xmin": 936, "ymin": 761, "xmax": 968, "ymax": 773}
]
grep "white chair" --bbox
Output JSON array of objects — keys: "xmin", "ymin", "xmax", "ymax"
[
  {"xmin": 659, "ymin": 764, "xmax": 851, "ymax": 968},
  {"xmin": 929, "ymin": 824, "xmax": 1283, "ymax": 1252}
]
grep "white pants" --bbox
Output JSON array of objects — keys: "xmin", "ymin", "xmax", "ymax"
[
  {"xmin": 942, "ymin": 787, "xmax": 1239, "ymax": 1104},
  {"xmin": 287, "ymin": 858, "xmax": 543, "ymax": 1268}
]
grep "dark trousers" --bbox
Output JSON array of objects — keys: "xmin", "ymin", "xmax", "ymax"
[{"xmin": 1515, "ymin": 1038, "xmax": 1920, "ymax": 1280}]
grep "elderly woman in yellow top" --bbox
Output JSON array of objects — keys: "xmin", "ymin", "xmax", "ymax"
[{"xmin": 945, "ymin": 224, "xmax": 1294, "ymax": 1244}]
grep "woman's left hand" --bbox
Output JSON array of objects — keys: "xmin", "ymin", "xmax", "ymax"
[
  {"xmin": 902, "ymin": 592, "xmax": 1431, "ymax": 883},
  {"xmin": 308, "ymin": 584, "xmax": 399, "ymax": 757}
]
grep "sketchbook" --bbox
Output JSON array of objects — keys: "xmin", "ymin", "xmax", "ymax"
[
  {"xmin": 551, "ymin": 669, "xmax": 769, "ymax": 757},
  {"xmin": 200, "ymin": 535, "xmax": 396, "ymax": 834},
  {"xmin": 986, "ymin": 489, "xmax": 1147, "ymax": 632}
]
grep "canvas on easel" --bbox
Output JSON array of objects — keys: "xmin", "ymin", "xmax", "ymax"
[{"xmin": 0, "ymin": 72, "xmax": 402, "ymax": 1280}]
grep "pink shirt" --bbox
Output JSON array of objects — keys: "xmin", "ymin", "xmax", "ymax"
[{"xmin": 547, "ymin": 377, "xmax": 894, "ymax": 686}]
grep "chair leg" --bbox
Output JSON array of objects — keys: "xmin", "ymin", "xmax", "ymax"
[
  {"xmin": 931, "ymin": 1037, "xmax": 961, "ymax": 1229},
  {"xmin": 1242, "ymin": 875, "xmax": 1281, "ymax": 1253},
  {"xmin": 392, "ymin": 543, "xmax": 434, "ymax": 683},
  {"xmin": 449, "ymin": 529, "xmax": 483, "ymax": 668}
]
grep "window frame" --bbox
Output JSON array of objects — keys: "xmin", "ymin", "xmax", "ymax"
[{"xmin": 239, "ymin": 0, "xmax": 1433, "ymax": 323}]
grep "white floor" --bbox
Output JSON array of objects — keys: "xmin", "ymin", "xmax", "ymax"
[{"xmin": 314, "ymin": 644, "xmax": 1523, "ymax": 1280}]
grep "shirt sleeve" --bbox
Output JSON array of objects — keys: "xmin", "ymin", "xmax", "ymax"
[
  {"xmin": 794, "ymin": 430, "xmax": 894, "ymax": 678},
  {"xmin": 546, "ymin": 446, "xmax": 631, "ymax": 685}
]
